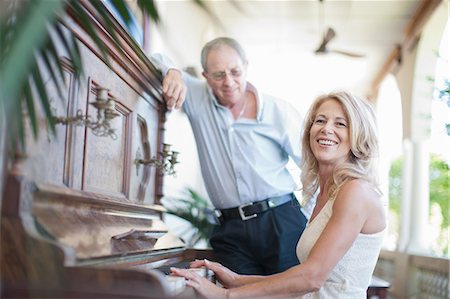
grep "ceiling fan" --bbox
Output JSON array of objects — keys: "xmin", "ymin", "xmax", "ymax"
[{"xmin": 314, "ymin": 0, "xmax": 366, "ymax": 58}]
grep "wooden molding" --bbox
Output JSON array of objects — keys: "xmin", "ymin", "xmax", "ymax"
[
  {"xmin": 63, "ymin": 0, "xmax": 164, "ymax": 106},
  {"xmin": 369, "ymin": 0, "xmax": 443, "ymax": 96}
]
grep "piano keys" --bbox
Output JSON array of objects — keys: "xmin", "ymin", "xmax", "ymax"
[{"xmin": 1, "ymin": 175, "xmax": 215, "ymax": 298}]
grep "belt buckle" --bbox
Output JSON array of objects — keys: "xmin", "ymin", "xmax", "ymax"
[
  {"xmin": 215, "ymin": 209, "xmax": 224, "ymax": 224},
  {"xmin": 238, "ymin": 203, "xmax": 257, "ymax": 221}
]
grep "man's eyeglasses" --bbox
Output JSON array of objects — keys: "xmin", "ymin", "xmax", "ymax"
[{"xmin": 207, "ymin": 68, "xmax": 243, "ymax": 81}]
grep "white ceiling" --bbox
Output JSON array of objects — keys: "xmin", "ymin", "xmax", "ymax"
[{"xmin": 154, "ymin": 0, "xmax": 427, "ymax": 105}]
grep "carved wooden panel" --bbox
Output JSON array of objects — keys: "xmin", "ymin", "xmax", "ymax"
[
  {"xmin": 72, "ymin": 38, "xmax": 162, "ymax": 204},
  {"xmin": 23, "ymin": 60, "xmax": 78, "ymax": 188},
  {"xmin": 134, "ymin": 116, "xmax": 152, "ymax": 203},
  {"xmin": 82, "ymin": 81, "xmax": 132, "ymax": 199},
  {"xmin": 130, "ymin": 98, "xmax": 161, "ymax": 205},
  {"xmin": 22, "ymin": 29, "xmax": 163, "ymax": 207}
]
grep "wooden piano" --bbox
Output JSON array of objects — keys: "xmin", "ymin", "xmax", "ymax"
[
  {"xmin": 1, "ymin": 174, "xmax": 214, "ymax": 298},
  {"xmin": 1, "ymin": 1, "xmax": 213, "ymax": 298}
]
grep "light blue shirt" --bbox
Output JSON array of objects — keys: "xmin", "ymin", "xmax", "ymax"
[{"xmin": 151, "ymin": 55, "xmax": 303, "ymax": 209}]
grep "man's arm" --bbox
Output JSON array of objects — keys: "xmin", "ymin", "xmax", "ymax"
[
  {"xmin": 162, "ymin": 69, "xmax": 186, "ymax": 109},
  {"xmin": 149, "ymin": 54, "xmax": 186, "ymax": 110},
  {"xmin": 282, "ymin": 101, "xmax": 303, "ymax": 165}
]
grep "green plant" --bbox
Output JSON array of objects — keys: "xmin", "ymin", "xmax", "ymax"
[
  {"xmin": 162, "ymin": 188, "xmax": 214, "ymax": 248},
  {"xmin": 389, "ymin": 154, "xmax": 449, "ymax": 255},
  {"xmin": 427, "ymin": 76, "xmax": 449, "ymax": 136},
  {"xmin": 388, "ymin": 156, "xmax": 403, "ymax": 216},
  {"xmin": 436, "ymin": 79, "xmax": 450, "ymax": 136}
]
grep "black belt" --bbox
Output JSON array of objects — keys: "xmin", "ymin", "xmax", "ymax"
[{"xmin": 217, "ymin": 193, "xmax": 294, "ymax": 222}]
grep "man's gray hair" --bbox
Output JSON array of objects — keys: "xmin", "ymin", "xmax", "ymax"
[{"xmin": 200, "ymin": 37, "xmax": 247, "ymax": 72}]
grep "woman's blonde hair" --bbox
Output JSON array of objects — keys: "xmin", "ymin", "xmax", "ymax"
[{"xmin": 300, "ymin": 91, "xmax": 380, "ymax": 202}]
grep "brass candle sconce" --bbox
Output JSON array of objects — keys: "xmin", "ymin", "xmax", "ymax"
[
  {"xmin": 54, "ymin": 87, "xmax": 120, "ymax": 139},
  {"xmin": 135, "ymin": 143, "xmax": 180, "ymax": 176}
]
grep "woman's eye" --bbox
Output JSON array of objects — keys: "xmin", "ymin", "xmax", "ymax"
[
  {"xmin": 337, "ymin": 122, "xmax": 347, "ymax": 127},
  {"xmin": 314, "ymin": 119, "xmax": 324, "ymax": 124}
]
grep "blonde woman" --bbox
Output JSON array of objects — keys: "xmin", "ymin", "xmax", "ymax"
[{"xmin": 172, "ymin": 91, "xmax": 386, "ymax": 298}]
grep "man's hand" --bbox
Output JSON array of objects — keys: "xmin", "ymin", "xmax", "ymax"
[{"xmin": 162, "ymin": 69, "xmax": 186, "ymax": 110}]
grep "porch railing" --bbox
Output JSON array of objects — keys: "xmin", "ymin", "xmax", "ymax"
[{"xmin": 374, "ymin": 250, "xmax": 449, "ymax": 299}]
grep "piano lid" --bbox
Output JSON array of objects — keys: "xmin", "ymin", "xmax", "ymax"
[{"xmin": 29, "ymin": 184, "xmax": 186, "ymax": 265}]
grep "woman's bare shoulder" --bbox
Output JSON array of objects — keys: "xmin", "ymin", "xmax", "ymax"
[
  {"xmin": 336, "ymin": 179, "xmax": 379, "ymax": 204},
  {"xmin": 334, "ymin": 179, "xmax": 385, "ymax": 233}
]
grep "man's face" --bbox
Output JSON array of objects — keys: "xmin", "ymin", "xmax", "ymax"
[{"xmin": 202, "ymin": 45, "xmax": 247, "ymax": 108}]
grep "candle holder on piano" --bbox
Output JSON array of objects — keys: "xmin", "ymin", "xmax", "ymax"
[
  {"xmin": 135, "ymin": 143, "xmax": 180, "ymax": 176},
  {"xmin": 54, "ymin": 87, "xmax": 120, "ymax": 139}
]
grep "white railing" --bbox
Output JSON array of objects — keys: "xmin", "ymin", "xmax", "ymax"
[{"xmin": 374, "ymin": 250, "xmax": 449, "ymax": 299}]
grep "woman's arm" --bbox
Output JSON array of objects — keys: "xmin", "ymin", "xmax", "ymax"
[
  {"xmin": 187, "ymin": 259, "xmax": 267, "ymax": 288},
  {"xmin": 226, "ymin": 180, "xmax": 383, "ymax": 298},
  {"xmin": 172, "ymin": 180, "xmax": 383, "ymax": 298}
]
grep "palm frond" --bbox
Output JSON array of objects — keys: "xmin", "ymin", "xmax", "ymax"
[
  {"xmin": 137, "ymin": 0, "xmax": 159, "ymax": 23},
  {"xmin": 109, "ymin": 0, "xmax": 133, "ymax": 25},
  {"xmin": 23, "ymin": 82, "xmax": 38, "ymax": 138},
  {"xmin": 31, "ymin": 62, "xmax": 56, "ymax": 134},
  {"xmin": 0, "ymin": 0, "xmax": 212, "ymax": 152},
  {"xmin": 162, "ymin": 188, "xmax": 214, "ymax": 247},
  {"xmin": 68, "ymin": 0, "xmax": 111, "ymax": 68},
  {"xmin": 0, "ymin": 0, "xmax": 65, "ymax": 146},
  {"xmin": 39, "ymin": 46, "xmax": 64, "ymax": 102}
]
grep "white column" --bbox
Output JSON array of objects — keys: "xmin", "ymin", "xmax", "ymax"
[
  {"xmin": 397, "ymin": 139, "xmax": 412, "ymax": 251},
  {"xmin": 406, "ymin": 140, "xmax": 430, "ymax": 254}
]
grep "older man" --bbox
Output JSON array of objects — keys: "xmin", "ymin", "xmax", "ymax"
[{"xmin": 151, "ymin": 37, "xmax": 307, "ymax": 275}]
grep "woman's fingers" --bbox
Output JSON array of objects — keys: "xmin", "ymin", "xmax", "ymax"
[
  {"xmin": 171, "ymin": 267, "xmax": 200, "ymax": 280},
  {"xmin": 190, "ymin": 259, "xmax": 207, "ymax": 268}
]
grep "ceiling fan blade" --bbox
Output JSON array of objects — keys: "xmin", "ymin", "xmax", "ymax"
[
  {"xmin": 329, "ymin": 48, "xmax": 366, "ymax": 58},
  {"xmin": 315, "ymin": 27, "xmax": 336, "ymax": 54},
  {"xmin": 324, "ymin": 27, "xmax": 336, "ymax": 43}
]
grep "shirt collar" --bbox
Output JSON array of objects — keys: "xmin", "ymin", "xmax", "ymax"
[
  {"xmin": 207, "ymin": 81, "xmax": 264, "ymax": 121},
  {"xmin": 246, "ymin": 82, "xmax": 263, "ymax": 121}
]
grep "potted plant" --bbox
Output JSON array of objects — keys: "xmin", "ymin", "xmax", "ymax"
[{"xmin": 162, "ymin": 188, "xmax": 214, "ymax": 248}]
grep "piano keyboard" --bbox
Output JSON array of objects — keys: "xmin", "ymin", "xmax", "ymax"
[
  {"xmin": 155, "ymin": 261, "xmax": 215, "ymax": 296},
  {"xmin": 156, "ymin": 260, "xmax": 192, "ymax": 275}
]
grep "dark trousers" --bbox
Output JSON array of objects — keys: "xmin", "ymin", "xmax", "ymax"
[{"xmin": 209, "ymin": 198, "xmax": 307, "ymax": 275}]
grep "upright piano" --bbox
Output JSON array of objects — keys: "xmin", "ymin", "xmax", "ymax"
[{"xmin": 1, "ymin": 1, "xmax": 213, "ymax": 298}]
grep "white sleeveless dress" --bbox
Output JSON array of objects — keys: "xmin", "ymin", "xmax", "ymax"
[{"xmin": 296, "ymin": 199, "xmax": 385, "ymax": 299}]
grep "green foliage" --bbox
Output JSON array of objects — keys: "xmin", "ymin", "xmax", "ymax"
[
  {"xmin": 388, "ymin": 156, "xmax": 403, "ymax": 215},
  {"xmin": 437, "ymin": 79, "xmax": 450, "ymax": 106},
  {"xmin": 428, "ymin": 76, "xmax": 450, "ymax": 136},
  {"xmin": 436, "ymin": 79, "xmax": 450, "ymax": 136},
  {"xmin": 0, "ymin": 0, "xmax": 66, "ymax": 148},
  {"xmin": 0, "ymin": 0, "xmax": 156, "ymax": 150},
  {"xmin": 389, "ymin": 154, "xmax": 449, "ymax": 248},
  {"xmin": 429, "ymin": 154, "xmax": 449, "ymax": 227},
  {"xmin": 162, "ymin": 189, "xmax": 214, "ymax": 247}
]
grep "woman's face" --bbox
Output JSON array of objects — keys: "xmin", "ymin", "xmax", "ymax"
[{"xmin": 309, "ymin": 99, "xmax": 351, "ymax": 167}]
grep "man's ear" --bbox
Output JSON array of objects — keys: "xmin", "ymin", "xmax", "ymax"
[{"xmin": 202, "ymin": 71, "xmax": 207, "ymax": 79}]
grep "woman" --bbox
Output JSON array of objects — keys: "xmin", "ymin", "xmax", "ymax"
[{"xmin": 171, "ymin": 91, "xmax": 386, "ymax": 298}]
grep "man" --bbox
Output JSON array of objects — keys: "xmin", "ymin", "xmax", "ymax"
[{"xmin": 151, "ymin": 37, "xmax": 307, "ymax": 275}]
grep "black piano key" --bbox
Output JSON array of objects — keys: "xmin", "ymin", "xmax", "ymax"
[{"xmin": 155, "ymin": 260, "xmax": 193, "ymax": 275}]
